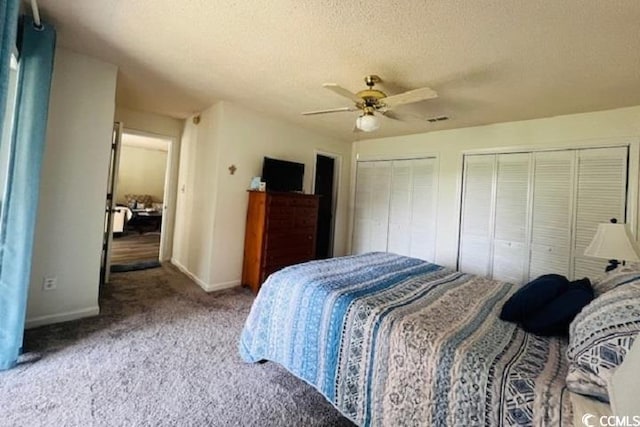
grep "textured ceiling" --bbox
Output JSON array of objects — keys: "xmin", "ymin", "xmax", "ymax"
[{"xmin": 34, "ymin": 0, "xmax": 640, "ymax": 141}]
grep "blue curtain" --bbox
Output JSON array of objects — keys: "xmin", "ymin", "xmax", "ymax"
[
  {"xmin": 0, "ymin": 0, "xmax": 19, "ymax": 126},
  {"xmin": 0, "ymin": 16, "xmax": 56, "ymax": 370}
]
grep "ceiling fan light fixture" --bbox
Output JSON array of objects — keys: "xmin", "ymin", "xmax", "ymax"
[
  {"xmin": 305, "ymin": 75, "xmax": 438, "ymax": 133},
  {"xmin": 356, "ymin": 113, "xmax": 380, "ymax": 132}
]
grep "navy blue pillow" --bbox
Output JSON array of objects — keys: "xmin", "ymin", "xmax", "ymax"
[
  {"xmin": 500, "ymin": 274, "xmax": 569, "ymax": 322},
  {"xmin": 521, "ymin": 278, "xmax": 594, "ymax": 336}
]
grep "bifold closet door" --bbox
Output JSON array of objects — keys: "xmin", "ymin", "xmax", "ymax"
[
  {"xmin": 408, "ymin": 158, "xmax": 438, "ymax": 260},
  {"xmin": 458, "ymin": 155, "xmax": 495, "ymax": 276},
  {"xmin": 528, "ymin": 150, "xmax": 575, "ymax": 280},
  {"xmin": 573, "ymin": 147, "xmax": 628, "ymax": 279},
  {"xmin": 387, "ymin": 158, "xmax": 438, "ymax": 261},
  {"xmin": 387, "ymin": 161, "xmax": 412, "ymax": 256},
  {"xmin": 491, "ymin": 153, "xmax": 531, "ymax": 284},
  {"xmin": 460, "ymin": 146, "xmax": 630, "ymax": 283},
  {"xmin": 352, "ymin": 161, "xmax": 392, "ymax": 254}
]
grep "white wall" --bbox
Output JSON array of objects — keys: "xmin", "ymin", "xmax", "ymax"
[
  {"xmin": 352, "ymin": 106, "xmax": 640, "ymax": 269},
  {"xmin": 114, "ymin": 107, "xmax": 183, "ymax": 140},
  {"xmin": 27, "ymin": 48, "xmax": 117, "ymax": 327},
  {"xmin": 172, "ymin": 104, "xmax": 222, "ymax": 286},
  {"xmin": 172, "ymin": 101, "xmax": 351, "ymax": 290},
  {"xmin": 116, "ymin": 145, "xmax": 168, "ymax": 204}
]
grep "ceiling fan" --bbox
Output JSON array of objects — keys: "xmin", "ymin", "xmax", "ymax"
[{"xmin": 302, "ymin": 75, "xmax": 438, "ymax": 132}]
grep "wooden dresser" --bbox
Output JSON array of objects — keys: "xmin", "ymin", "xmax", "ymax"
[{"xmin": 242, "ymin": 191, "xmax": 320, "ymax": 293}]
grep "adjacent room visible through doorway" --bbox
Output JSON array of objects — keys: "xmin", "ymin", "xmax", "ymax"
[
  {"xmin": 314, "ymin": 152, "xmax": 339, "ymax": 259},
  {"xmin": 109, "ymin": 132, "xmax": 171, "ymax": 272}
]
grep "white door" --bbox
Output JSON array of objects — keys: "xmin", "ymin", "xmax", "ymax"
[
  {"xmin": 408, "ymin": 158, "xmax": 438, "ymax": 261},
  {"xmin": 492, "ymin": 153, "xmax": 531, "ymax": 284},
  {"xmin": 460, "ymin": 146, "xmax": 630, "ymax": 283},
  {"xmin": 458, "ymin": 155, "xmax": 496, "ymax": 276},
  {"xmin": 386, "ymin": 158, "xmax": 438, "ymax": 261},
  {"xmin": 387, "ymin": 160, "xmax": 412, "ymax": 256},
  {"xmin": 352, "ymin": 161, "xmax": 392, "ymax": 254},
  {"xmin": 528, "ymin": 150, "xmax": 575, "ymax": 280},
  {"xmin": 101, "ymin": 122, "xmax": 123, "ymax": 284},
  {"xmin": 573, "ymin": 146, "xmax": 628, "ymax": 279},
  {"xmin": 353, "ymin": 158, "xmax": 437, "ymax": 258}
]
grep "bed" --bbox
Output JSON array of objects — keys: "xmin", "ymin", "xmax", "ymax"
[{"xmin": 239, "ymin": 252, "xmax": 572, "ymax": 426}]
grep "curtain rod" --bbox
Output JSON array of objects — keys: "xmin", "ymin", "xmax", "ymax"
[{"xmin": 30, "ymin": 0, "xmax": 42, "ymax": 28}]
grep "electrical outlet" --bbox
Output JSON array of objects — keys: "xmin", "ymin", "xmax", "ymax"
[{"xmin": 42, "ymin": 276, "xmax": 57, "ymax": 291}]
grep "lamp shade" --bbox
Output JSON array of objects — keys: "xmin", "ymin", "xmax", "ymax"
[
  {"xmin": 356, "ymin": 114, "xmax": 380, "ymax": 132},
  {"xmin": 584, "ymin": 223, "xmax": 640, "ymax": 262}
]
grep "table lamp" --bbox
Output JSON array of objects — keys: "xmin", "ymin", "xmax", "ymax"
[{"xmin": 584, "ymin": 219, "xmax": 640, "ymax": 271}]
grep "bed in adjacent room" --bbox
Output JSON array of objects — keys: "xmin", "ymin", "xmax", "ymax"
[{"xmin": 239, "ymin": 252, "xmax": 573, "ymax": 426}]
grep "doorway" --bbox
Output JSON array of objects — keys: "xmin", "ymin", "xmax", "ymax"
[
  {"xmin": 102, "ymin": 129, "xmax": 175, "ymax": 279},
  {"xmin": 313, "ymin": 152, "xmax": 340, "ymax": 259}
]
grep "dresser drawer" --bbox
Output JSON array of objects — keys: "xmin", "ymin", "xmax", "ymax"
[
  {"xmin": 266, "ymin": 216, "xmax": 294, "ymax": 231},
  {"xmin": 263, "ymin": 246, "xmax": 314, "ymax": 268},
  {"xmin": 267, "ymin": 205, "xmax": 295, "ymax": 220},
  {"xmin": 263, "ymin": 250, "xmax": 313, "ymax": 269},
  {"xmin": 290, "ymin": 197, "xmax": 318, "ymax": 207},
  {"xmin": 295, "ymin": 213, "xmax": 317, "ymax": 228},
  {"xmin": 295, "ymin": 206, "xmax": 317, "ymax": 217},
  {"xmin": 268, "ymin": 195, "xmax": 291, "ymax": 207},
  {"xmin": 265, "ymin": 229, "xmax": 314, "ymax": 250}
]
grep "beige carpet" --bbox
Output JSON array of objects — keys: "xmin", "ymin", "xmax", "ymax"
[{"xmin": 1, "ymin": 264, "xmax": 353, "ymax": 426}]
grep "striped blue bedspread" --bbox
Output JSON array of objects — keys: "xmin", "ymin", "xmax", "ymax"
[{"xmin": 239, "ymin": 253, "xmax": 572, "ymax": 426}]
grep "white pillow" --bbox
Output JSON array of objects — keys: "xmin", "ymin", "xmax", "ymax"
[
  {"xmin": 610, "ymin": 335, "xmax": 640, "ymax": 416},
  {"xmin": 566, "ymin": 280, "xmax": 640, "ymax": 401}
]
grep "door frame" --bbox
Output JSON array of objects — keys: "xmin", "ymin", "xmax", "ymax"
[
  {"xmin": 120, "ymin": 128, "xmax": 179, "ymax": 262},
  {"xmin": 102, "ymin": 122, "xmax": 123, "ymax": 284},
  {"xmin": 311, "ymin": 150, "xmax": 342, "ymax": 257}
]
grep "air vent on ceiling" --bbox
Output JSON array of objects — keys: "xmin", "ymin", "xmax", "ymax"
[{"xmin": 426, "ymin": 115, "xmax": 449, "ymax": 123}]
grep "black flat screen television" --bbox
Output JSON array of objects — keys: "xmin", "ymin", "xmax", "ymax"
[{"xmin": 262, "ymin": 157, "xmax": 304, "ymax": 192}]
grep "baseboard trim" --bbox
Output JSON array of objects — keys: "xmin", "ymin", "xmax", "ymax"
[
  {"xmin": 26, "ymin": 306, "xmax": 100, "ymax": 329},
  {"xmin": 170, "ymin": 258, "xmax": 209, "ymax": 289},
  {"xmin": 170, "ymin": 259, "xmax": 240, "ymax": 292},
  {"xmin": 205, "ymin": 279, "xmax": 241, "ymax": 292}
]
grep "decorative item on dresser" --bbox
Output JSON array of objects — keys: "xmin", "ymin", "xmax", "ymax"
[{"xmin": 241, "ymin": 191, "xmax": 319, "ymax": 293}]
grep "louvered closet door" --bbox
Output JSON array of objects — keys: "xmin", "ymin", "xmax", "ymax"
[
  {"xmin": 387, "ymin": 158, "xmax": 438, "ymax": 261},
  {"xmin": 529, "ymin": 151, "xmax": 575, "ymax": 280},
  {"xmin": 492, "ymin": 153, "xmax": 531, "ymax": 284},
  {"xmin": 387, "ymin": 160, "xmax": 412, "ymax": 256},
  {"xmin": 408, "ymin": 158, "xmax": 437, "ymax": 261},
  {"xmin": 459, "ymin": 155, "xmax": 496, "ymax": 276},
  {"xmin": 573, "ymin": 147, "xmax": 628, "ymax": 279},
  {"xmin": 352, "ymin": 161, "xmax": 392, "ymax": 254}
]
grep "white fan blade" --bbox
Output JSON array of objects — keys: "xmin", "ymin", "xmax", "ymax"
[
  {"xmin": 382, "ymin": 110, "xmax": 405, "ymax": 121},
  {"xmin": 323, "ymin": 83, "xmax": 363, "ymax": 103},
  {"xmin": 382, "ymin": 110, "xmax": 423, "ymax": 121},
  {"xmin": 302, "ymin": 106, "xmax": 357, "ymax": 116},
  {"xmin": 382, "ymin": 87, "xmax": 438, "ymax": 108}
]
